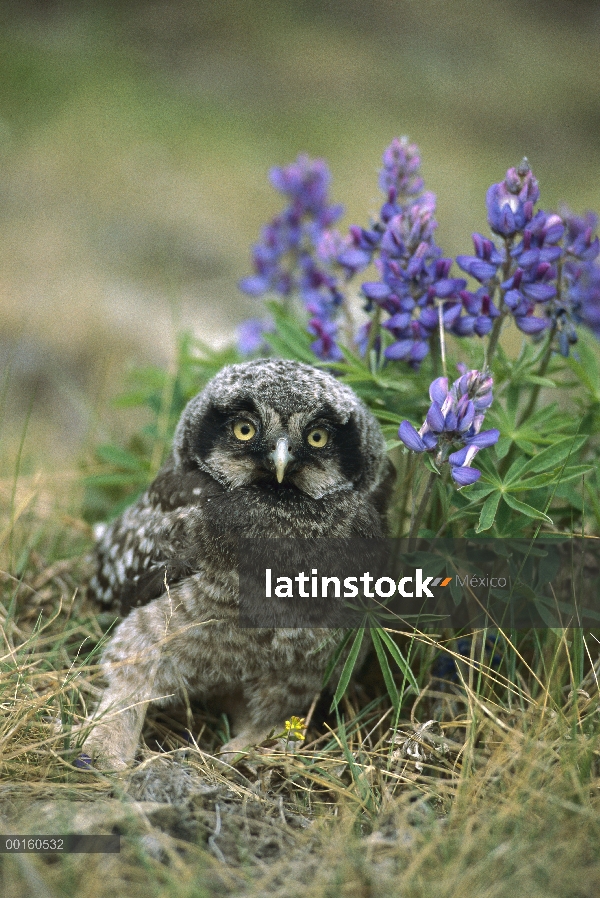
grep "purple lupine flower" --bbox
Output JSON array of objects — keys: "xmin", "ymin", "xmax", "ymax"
[
  {"xmin": 398, "ymin": 420, "xmax": 427, "ymax": 453},
  {"xmin": 486, "ymin": 159, "xmax": 539, "ymax": 238},
  {"xmin": 458, "ymin": 164, "xmax": 587, "ymax": 342},
  {"xmin": 333, "ymin": 137, "xmax": 426, "ymax": 279},
  {"xmin": 238, "ymin": 317, "xmax": 275, "ymax": 356},
  {"xmin": 379, "ymin": 137, "xmax": 424, "ymax": 200},
  {"xmin": 456, "ymin": 233, "xmax": 503, "ymax": 283},
  {"xmin": 455, "ymin": 164, "xmax": 552, "ymax": 336},
  {"xmin": 511, "ymin": 210, "xmax": 564, "ymax": 265},
  {"xmin": 336, "ymin": 225, "xmax": 382, "ymax": 277},
  {"xmin": 567, "ymin": 260, "xmax": 600, "ymax": 340},
  {"xmin": 359, "ymin": 193, "xmax": 466, "ymax": 367},
  {"xmin": 399, "ymin": 367, "xmax": 499, "ymax": 486},
  {"xmin": 551, "ymin": 210, "xmax": 600, "ymax": 353},
  {"xmin": 239, "ymin": 154, "xmax": 345, "ymax": 344},
  {"xmin": 308, "ymin": 317, "xmax": 344, "ymax": 361},
  {"xmin": 452, "ymin": 288, "xmax": 501, "ymax": 337},
  {"xmin": 564, "ymin": 210, "xmax": 600, "ymax": 262},
  {"xmin": 268, "ymin": 155, "xmax": 343, "ymax": 225}
]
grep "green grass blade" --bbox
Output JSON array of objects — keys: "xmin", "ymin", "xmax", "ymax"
[{"xmin": 330, "ymin": 628, "xmax": 365, "ymax": 711}]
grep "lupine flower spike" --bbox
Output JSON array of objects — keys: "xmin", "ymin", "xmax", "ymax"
[
  {"xmin": 399, "ymin": 367, "xmax": 499, "ymax": 485},
  {"xmin": 239, "ymin": 154, "xmax": 345, "ymax": 360}
]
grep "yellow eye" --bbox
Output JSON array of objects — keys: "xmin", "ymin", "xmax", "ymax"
[
  {"xmin": 233, "ymin": 420, "xmax": 256, "ymax": 441},
  {"xmin": 307, "ymin": 428, "xmax": 328, "ymax": 448}
]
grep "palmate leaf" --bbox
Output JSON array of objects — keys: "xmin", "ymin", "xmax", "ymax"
[
  {"xmin": 264, "ymin": 331, "xmax": 316, "ymax": 364},
  {"xmin": 328, "ymin": 344, "xmax": 372, "ymax": 376},
  {"xmin": 472, "ymin": 455, "xmax": 502, "ymax": 486},
  {"xmin": 330, "ymin": 348, "xmax": 414, "ymax": 396},
  {"xmin": 460, "ymin": 482, "xmax": 496, "ymax": 501},
  {"xmin": 487, "ymin": 402, "xmax": 576, "ymax": 452},
  {"xmin": 494, "ymin": 436, "xmax": 512, "ymax": 460},
  {"xmin": 373, "ymin": 409, "xmax": 405, "ymax": 425}
]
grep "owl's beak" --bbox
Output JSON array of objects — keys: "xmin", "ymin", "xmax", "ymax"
[{"xmin": 271, "ymin": 437, "xmax": 293, "ymax": 483}]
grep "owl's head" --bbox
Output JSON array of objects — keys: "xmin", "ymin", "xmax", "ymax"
[{"xmin": 173, "ymin": 359, "xmax": 387, "ymax": 500}]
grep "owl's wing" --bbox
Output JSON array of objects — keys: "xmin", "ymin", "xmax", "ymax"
[{"xmin": 87, "ymin": 457, "xmax": 210, "ymax": 616}]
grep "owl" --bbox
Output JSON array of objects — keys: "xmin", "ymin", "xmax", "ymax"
[{"xmin": 83, "ymin": 358, "xmax": 393, "ymax": 768}]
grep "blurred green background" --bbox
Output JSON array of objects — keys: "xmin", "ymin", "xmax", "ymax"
[{"xmin": 1, "ymin": 0, "xmax": 599, "ymax": 472}]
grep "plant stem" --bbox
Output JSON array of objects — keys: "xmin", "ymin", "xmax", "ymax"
[
  {"xmin": 409, "ymin": 471, "xmax": 436, "ymax": 540},
  {"xmin": 485, "ymin": 309, "xmax": 507, "ymax": 368},
  {"xmin": 437, "ymin": 300, "xmax": 448, "ymax": 379},
  {"xmin": 499, "ymin": 325, "xmax": 557, "ymax": 475},
  {"xmin": 516, "ymin": 325, "xmax": 557, "ymax": 428},
  {"xmin": 393, "ymin": 452, "xmax": 414, "ymax": 538},
  {"xmin": 366, "ymin": 305, "xmax": 382, "ymax": 374},
  {"xmin": 485, "ymin": 236, "xmax": 513, "ymax": 369}
]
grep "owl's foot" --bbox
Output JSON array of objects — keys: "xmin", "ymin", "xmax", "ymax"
[
  {"xmin": 73, "ymin": 751, "xmax": 129, "ymax": 772},
  {"xmin": 78, "ymin": 739, "xmax": 132, "ymax": 771},
  {"xmin": 217, "ymin": 726, "xmax": 275, "ymax": 765},
  {"xmin": 79, "ymin": 717, "xmax": 142, "ymax": 771}
]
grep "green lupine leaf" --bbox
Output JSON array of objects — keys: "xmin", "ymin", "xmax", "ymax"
[
  {"xmin": 476, "ymin": 491, "xmax": 502, "ymax": 532},
  {"xmin": 473, "ymin": 457, "xmax": 503, "ymax": 486},
  {"xmin": 265, "ymin": 330, "xmax": 315, "ymax": 364},
  {"xmin": 513, "ymin": 438, "xmax": 538, "ymax": 454},
  {"xmin": 502, "ymin": 493, "xmax": 552, "ymax": 523},
  {"xmin": 505, "ymin": 472, "xmax": 558, "ymax": 491},
  {"xmin": 526, "ymin": 403, "xmax": 564, "ymax": 427},
  {"xmin": 494, "ymin": 437, "xmax": 512, "ymax": 460},
  {"xmin": 373, "ymin": 410, "xmax": 404, "ymax": 425},
  {"xmin": 508, "ymin": 466, "xmax": 594, "ymax": 491},
  {"xmin": 520, "ymin": 437, "xmax": 587, "ymax": 475},
  {"xmin": 553, "ymin": 464, "xmax": 595, "ymax": 483},
  {"xmin": 459, "ymin": 483, "xmax": 496, "ymax": 501},
  {"xmin": 503, "ymin": 455, "xmax": 532, "ymax": 485},
  {"xmin": 566, "ymin": 336, "xmax": 600, "ymax": 397},
  {"xmin": 264, "ymin": 303, "xmax": 316, "ymax": 362},
  {"xmin": 423, "ymin": 455, "xmax": 441, "ymax": 475}
]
